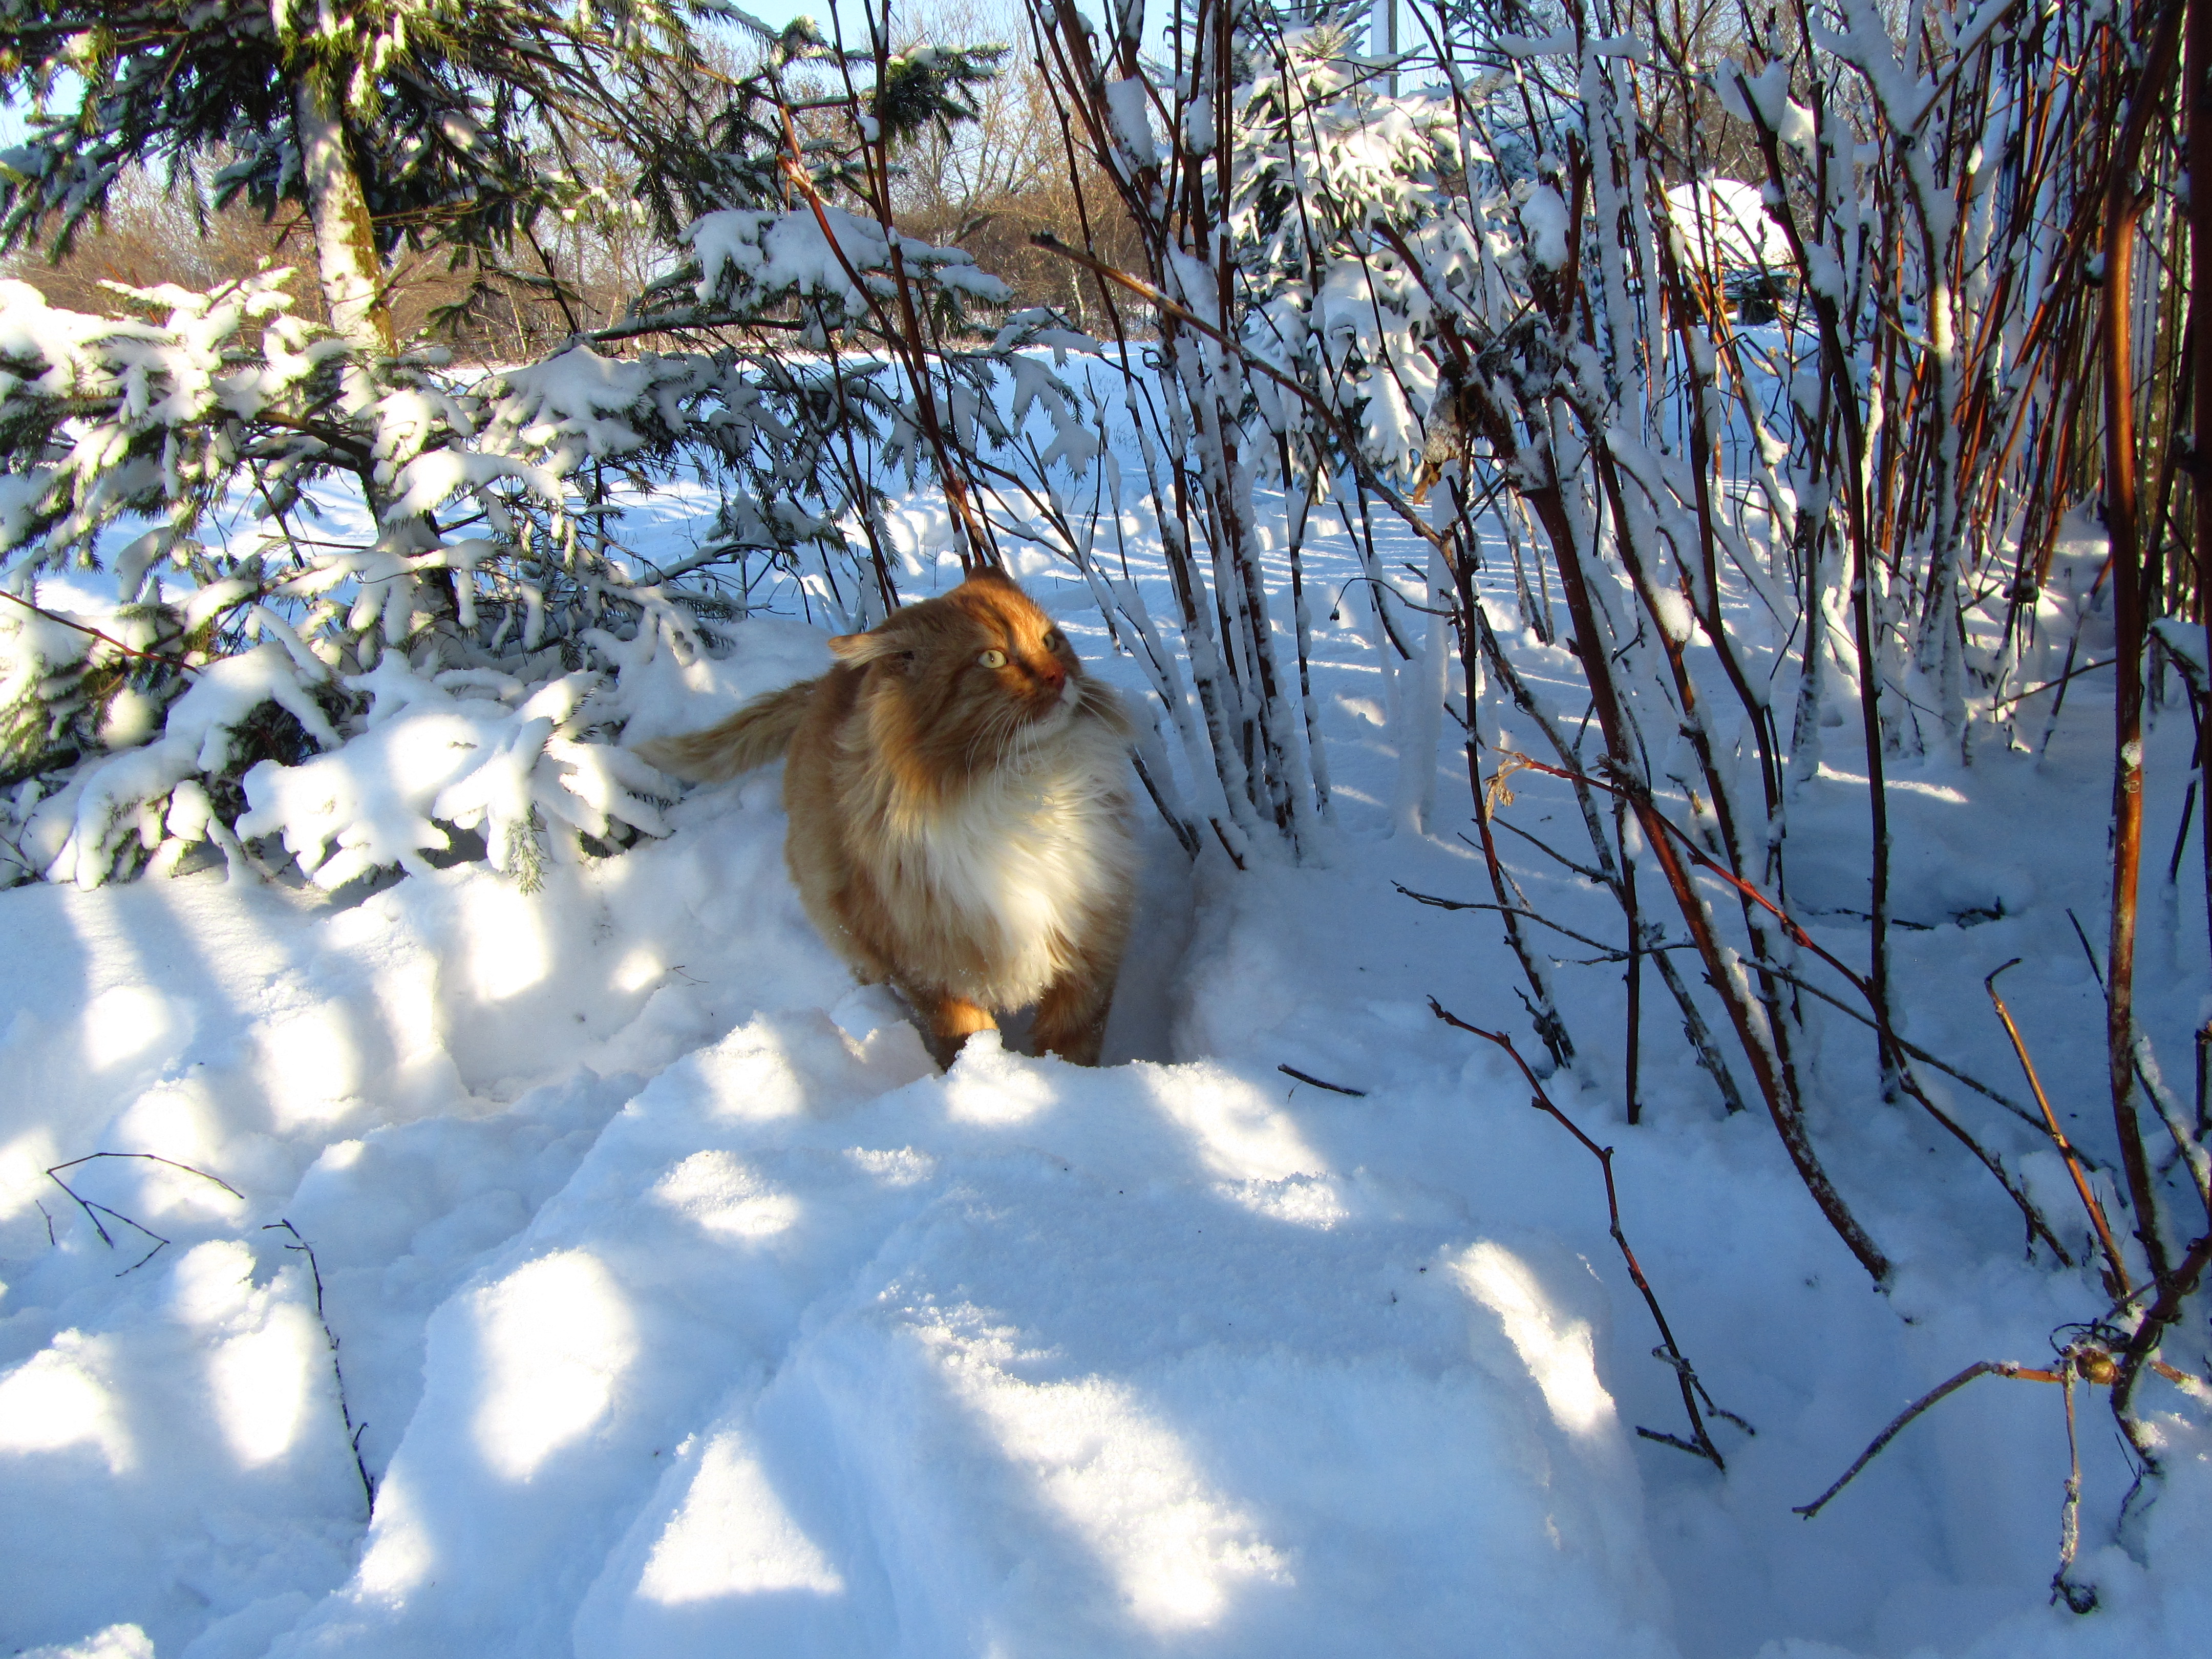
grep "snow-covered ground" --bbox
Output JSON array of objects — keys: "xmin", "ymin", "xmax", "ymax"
[{"xmin": 3, "ymin": 466, "xmax": 2209, "ymax": 1659}]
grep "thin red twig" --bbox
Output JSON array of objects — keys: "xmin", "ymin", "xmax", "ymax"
[
  {"xmin": 1428, "ymin": 998, "xmax": 1747, "ymax": 1468},
  {"xmin": 1986, "ymin": 959, "xmax": 2132, "ymax": 1294}
]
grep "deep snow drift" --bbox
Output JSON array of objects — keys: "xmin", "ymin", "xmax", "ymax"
[{"xmin": 3, "ymin": 483, "xmax": 2209, "ymax": 1659}]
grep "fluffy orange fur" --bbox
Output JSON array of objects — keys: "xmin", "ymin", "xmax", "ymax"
[{"xmin": 639, "ymin": 571, "xmax": 1136, "ymax": 1066}]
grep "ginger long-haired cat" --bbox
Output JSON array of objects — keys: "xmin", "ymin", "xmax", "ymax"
[{"xmin": 640, "ymin": 570, "xmax": 1136, "ymax": 1066}]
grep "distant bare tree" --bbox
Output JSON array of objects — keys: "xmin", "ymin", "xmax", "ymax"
[
  {"xmin": 894, "ymin": 0, "xmax": 1053, "ymax": 220},
  {"xmin": 2, "ymin": 172, "xmax": 323, "ymax": 318},
  {"xmin": 890, "ymin": 0, "xmax": 1141, "ymax": 327},
  {"xmin": 0, "ymin": 168, "xmax": 546, "ymax": 357}
]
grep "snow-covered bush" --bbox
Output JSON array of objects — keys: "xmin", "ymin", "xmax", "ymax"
[
  {"xmin": 1032, "ymin": 0, "xmax": 2207, "ymax": 1541},
  {"xmin": 0, "ymin": 2, "xmax": 1092, "ymax": 890}
]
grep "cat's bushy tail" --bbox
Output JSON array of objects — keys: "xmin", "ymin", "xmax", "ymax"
[{"xmin": 635, "ymin": 677, "xmax": 819, "ymax": 782}]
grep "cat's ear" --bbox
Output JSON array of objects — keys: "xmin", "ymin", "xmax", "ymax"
[{"xmin": 828, "ymin": 629, "xmax": 912, "ymax": 668}]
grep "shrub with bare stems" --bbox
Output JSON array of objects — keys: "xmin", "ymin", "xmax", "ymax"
[{"xmin": 1018, "ymin": 0, "xmax": 2208, "ymax": 1593}]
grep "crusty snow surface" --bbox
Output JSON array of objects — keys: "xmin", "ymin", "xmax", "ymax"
[{"xmin": 3, "ymin": 474, "xmax": 2209, "ymax": 1659}]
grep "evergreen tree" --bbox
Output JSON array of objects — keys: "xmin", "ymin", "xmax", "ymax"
[{"xmin": 0, "ymin": 2, "xmax": 1058, "ymax": 889}]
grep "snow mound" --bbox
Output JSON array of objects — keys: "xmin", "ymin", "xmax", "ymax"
[
  {"xmin": 282, "ymin": 1018, "xmax": 1670, "ymax": 1658},
  {"xmin": 1, "ymin": 778, "xmax": 1673, "ymax": 1658}
]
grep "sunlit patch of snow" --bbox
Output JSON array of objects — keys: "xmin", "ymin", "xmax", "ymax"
[
  {"xmin": 209, "ymin": 1311, "xmax": 315, "ymax": 1467},
  {"xmin": 1812, "ymin": 764, "xmax": 1969, "ymax": 803},
  {"xmin": 461, "ymin": 881, "xmax": 555, "ymax": 1002},
  {"xmin": 169, "ymin": 1238, "xmax": 256, "ymax": 1326},
  {"xmin": 81, "ymin": 984, "xmax": 175, "ymax": 1070},
  {"xmin": 1134, "ymin": 1059, "xmax": 1329, "ymax": 1185},
  {"xmin": 843, "ymin": 1145, "xmax": 936, "ymax": 1187},
  {"xmin": 471, "ymin": 1250, "xmax": 636, "ymax": 1480},
  {"xmin": 0, "ymin": 1123, "xmax": 66, "ymax": 1225},
  {"xmin": 1455, "ymin": 1242, "xmax": 1612, "ymax": 1441},
  {"xmin": 637, "ymin": 1429, "xmax": 845, "ymax": 1602},
  {"xmin": 650, "ymin": 1151, "xmax": 800, "ymax": 1240},
  {"xmin": 109, "ymin": 1080, "xmax": 228, "ymax": 1174},
  {"xmin": 1210, "ymin": 1171, "xmax": 1350, "ymax": 1229},
  {"xmin": 612, "ymin": 947, "xmax": 663, "ymax": 993},
  {"xmin": 0, "ymin": 1340, "xmax": 134, "ymax": 1473},
  {"xmin": 942, "ymin": 1034, "xmax": 1058, "ymax": 1125},
  {"xmin": 353, "ymin": 1469, "xmax": 439, "ymax": 1600},
  {"xmin": 924, "ymin": 1311, "xmax": 1293, "ymax": 1632},
  {"xmin": 16, "ymin": 1623, "xmax": 155, "ymax": 1659},
  {"xmin": 690, "ymin": 1023, "xmax": 818, "ymax": 1121},
  {"xmin": 257, "ymin": 1005, "xmax": 365, "ymax": 1126}
]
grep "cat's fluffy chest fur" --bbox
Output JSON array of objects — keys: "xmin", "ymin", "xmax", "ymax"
[
  {"xmin": 637, "ymin": 570, "xmax": 1136, "ymax": 1066},
  {"xmin": 839, "ymin": 701, "xmax": 1135, "ymax": 1009}
]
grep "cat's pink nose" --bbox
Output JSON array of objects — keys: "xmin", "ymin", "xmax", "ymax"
[{"xmin": 1035, "ymin": 658, "xmax": 1066, "ymax": 693}]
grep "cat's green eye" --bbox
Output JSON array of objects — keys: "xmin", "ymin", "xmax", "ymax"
[
  {"xmin": 979, "ymin": 648, "xmax": 1008, "ymax": 669},
  {"xmin": 1044, "ymin": 630, "xmax": 1064, "ymax": 650}
]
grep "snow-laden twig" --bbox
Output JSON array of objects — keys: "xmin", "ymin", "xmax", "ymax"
[
  {"xmin": 45, "ymin": 1152, "xmax": 244, "ymax": 1276},
  {"xmin": 1428, "ymin": 998, "xmax": 1747, "ymax": 1470},
  {"xmin": 265, "ymin": 1220, "xmax": 376, "ymax": 1518}
]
